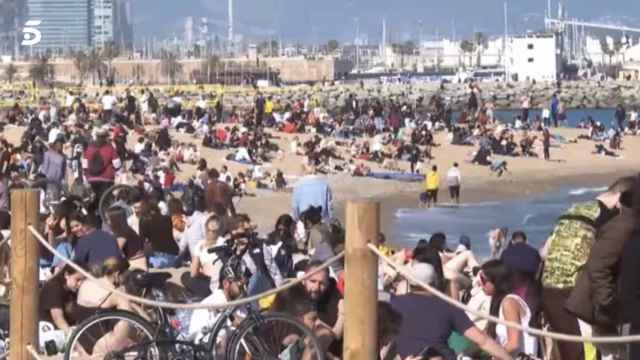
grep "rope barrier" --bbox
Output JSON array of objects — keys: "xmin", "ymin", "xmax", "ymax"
[
  {"xmin": 25, "ymin": 345, "xmax": 43, "ymax": 360},
  {"xmin": 369, "ymin": 243, "xmax": 640, "ymax": 344},
  {"xmin": 29, "ymin": 225, "xmax": 344, "ymax": 310}
]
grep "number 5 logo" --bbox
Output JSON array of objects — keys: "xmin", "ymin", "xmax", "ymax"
[{"xmin": 22, "ymin": 20, "xmax": 42, "ymax": 46}]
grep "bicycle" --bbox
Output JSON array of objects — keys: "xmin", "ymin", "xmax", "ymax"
[{"xmin": 64, "ymin": 289, "xmax": 325, "ymax": 359}]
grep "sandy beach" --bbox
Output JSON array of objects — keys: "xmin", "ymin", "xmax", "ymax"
[{"xmin": 3, "ymin": 124, "xmax": 637, "ymax": 243}]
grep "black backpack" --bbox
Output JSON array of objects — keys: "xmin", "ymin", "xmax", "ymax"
[{"xmin": 87, "ymin": 147, "xmax": 106, "ymax": 176}]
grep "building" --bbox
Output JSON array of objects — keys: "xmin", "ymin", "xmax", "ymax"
[
  {"xmin": 113, "ymin": 0, "xmax": 133, "ymax": 51},
  {"xmin": 26, "ymin": 0, "xmax": 92, "ymax": 51},
  {"xmin": 0, "ymin": 0, "xmax": 27, "ymax": 56},
  {"xmin": 92, "ymin": 0, "xmax": 114, "ymax": 49},
  {"xmin": 506, "ymin": 34, "xmax": 560, "ymax": 82}
]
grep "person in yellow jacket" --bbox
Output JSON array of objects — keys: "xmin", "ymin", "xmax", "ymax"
[{"xmin": 422, "ymin": 165, "xmax": 440, "ymax": 208}]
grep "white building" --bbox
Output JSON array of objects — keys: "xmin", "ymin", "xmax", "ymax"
[{"xmin": 506, "ymin": 34, "xmax": 560, "ymax": 82}]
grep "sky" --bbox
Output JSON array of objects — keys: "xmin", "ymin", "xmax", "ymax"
[{"xmin": 131, "ymin": 0, "xmax": 640, "ymax": 44}]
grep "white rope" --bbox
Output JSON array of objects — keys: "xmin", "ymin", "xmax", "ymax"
[
  {"xmin": 369, "ymin": 243, "xmax": 640, "ymax": 344},
  {"xmin": 29, "ymin": 225, "xmax": 344, "ymax": 310},
  {"xmin": 25, "ymin": 345, "xmax": 43, "ymax": 360}
]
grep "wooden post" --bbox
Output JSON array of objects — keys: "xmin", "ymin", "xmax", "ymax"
[
  {"xmin": 10, "ymin": 190, "xmax": 40, "ymax": 360},
  {"xmin": 343, "ymin": 200, "xmax": 379, "ymax": 360}
]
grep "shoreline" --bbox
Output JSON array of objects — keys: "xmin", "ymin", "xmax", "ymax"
[{"xmin": 331, "ymin": 170, "xmax": 630, "ymax": 245}]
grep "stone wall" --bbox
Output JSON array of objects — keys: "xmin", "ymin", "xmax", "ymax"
[{"xmin": 0, "ymin": 56, "xmax": 342, "ymax": 84}]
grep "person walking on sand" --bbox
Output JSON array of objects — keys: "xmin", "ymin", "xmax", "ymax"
[
  {"xmin": 520, "ymin": 93, "xmax": 530, "ymax": 124},
  {"xmin": 423, "ymin": 165, "xmax": 440, "ymax": 208},
  {"xmin": 550, "ymin": 93, "xmax": 559, "ymax": 128},
  {"xmin": 543, "ymin": 128, "xmax": 551, "ymax": 161},
  {"xmin": 447, "ymin": 163, "xmax": 462, "ymax": 204}
]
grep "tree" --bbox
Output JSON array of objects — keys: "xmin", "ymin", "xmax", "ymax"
[
  {"xmin": 29, "ymin": 56, "xmax": 55, "ymax": 84},
  {"xmin": 327, "ymin": 39, "xmax": 339, "ymax": 53},
  {"xmin": 101, "ymin": 41, "xmax": 119, "ymax": 86},
  {"xmin": 201, "ymin": 55, "xmax": 221, "ymax": 83},
  {"xmin": 132, "ymin": 64, "xmax": 145, "ymax": 84},
  {"xmin": 473, "ymin": 32, "xmax": 487, "ymax": 67},
  {"xmin": 161, "ymin": 51, "xmax": 182, "ymax": 84},
  {"xmin": 257, "ymin": 40, "xmax": 279, "ymax": 56},
  {"xmin": 4, "ymin": 64, "xmax": 17, "ymax": 84},
  {"xmin": 401, "ymin": 41, "xmax": 416, "ymax": 56},
  {"xmin": 72, "ymin": 51, "xmax": 90, "ymax": 85},
  {"xmin": 599, "ymin": 39, "xmax": 619, "ymax": 66},
  {"xmin": 87, "ymin": 49, "xmax": 105, "ymax": 85},
  {"xmin": 460, "ymin": 40, "xmax": 476, "ymax": 68}
]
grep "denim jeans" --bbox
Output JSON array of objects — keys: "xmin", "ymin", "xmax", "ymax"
[{"xmin": 148, "ymin": 252, "xmax": 178, "ymax": 269}]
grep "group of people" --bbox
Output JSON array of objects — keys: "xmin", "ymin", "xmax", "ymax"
[{"xmin": 0, "ymin": 78, "xmax": 639, "ymax": 359}]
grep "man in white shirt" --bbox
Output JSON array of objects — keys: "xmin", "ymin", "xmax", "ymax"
[
  {"xmin": 218, "ymin": 165, "xmax": 233, "ymax": 186},
  {"xmin": 127, "ymin": 195, "xmax": 144, "ymax": 234},
  {"xmin": 101, "ymin": 90, "xmax": 117, "ymax": 122},
  {"xmin": 188, "ymin": 264, "xmax": 248, "ymax": 343},
  {"xmin": 446, "ymin": 162, "xmax": 462, "ymax": 204}
]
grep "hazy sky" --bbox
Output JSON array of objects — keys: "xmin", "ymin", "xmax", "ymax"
[{"xmin": 132, "ymin": 0, "xmax": 640, "ymax": 43}]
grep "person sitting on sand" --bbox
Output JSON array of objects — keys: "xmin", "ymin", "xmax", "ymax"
[
  {"xmin": 490, "ymin": 159, "xmax": 509, "ymax": 177},
  {"xmin": 593, "ymin": 144, "xmax": 620, "ymax": 158}
]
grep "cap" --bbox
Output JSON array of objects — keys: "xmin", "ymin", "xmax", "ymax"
[{"xmin": 408, "ymin": 262, "xmax": 436, "ymax": 287}]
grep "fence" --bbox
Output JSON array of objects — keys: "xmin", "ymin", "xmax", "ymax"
[{"xmin": 9, "ymin": 190, "xmax": 640, "ymax": 359}]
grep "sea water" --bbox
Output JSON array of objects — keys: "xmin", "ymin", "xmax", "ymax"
[
  {"xmin": 455, "ymin": 108, "xmax": 617, "ymax": 128},
  {"xmin": 391, "ymin": 186, "xmax": 607, "ymax": 257}
]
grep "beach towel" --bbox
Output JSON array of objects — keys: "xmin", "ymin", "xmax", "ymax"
[{"xmin": 368, "ymin": 172, "xmax": 425, "ymax": 182}]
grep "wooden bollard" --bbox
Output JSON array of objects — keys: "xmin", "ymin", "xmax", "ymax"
[
  {"xmin": 343, "ymin": 200, "xmax": 379, "ymax": 360},
  {"xmin": 10, "ymin": 190, "xmax": 40, "ymax": 360}
]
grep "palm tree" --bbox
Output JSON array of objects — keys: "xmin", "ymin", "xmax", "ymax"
[
  {"xmin": 4, "ymin": 64, "xmax": 17, "ymax": 84},
  {"xmin": 72, "ymin": 51, "xmax": 90, "ymax": 85},
  {"xmin": 87, "ymin": 49, "xmax": 104, "ymax": 85},
  {"xmin": 473, "ymin": 32, "xmax": 486, "ymax": 67},
  {"xmin": 460, "ymin": 40, "xmax": 476, "ymax": 68},
  {"xmin": 29, "ymin": 56, "xmax": 55, "ymax": 84},
  {"xmin": 600, "ymin": 39, "xmax": 616, "ymax": 66},
  {"xmin": 161, "ymin": 51, "xmax": 182, "ymax": 84},
  {"xmin": 132, "ymin": 64, "xmax": 145, "ymax": 84},
  {"xmin": 101, "ymin": 42, "xmax": 119, "ymax": 86},
  {"xmin": 326, "ymin": 40, "xmax": 339, "ymax": 54},
  {"xmin": 201, "ymin": 55, "xmax": 221, "ymax": 83}
]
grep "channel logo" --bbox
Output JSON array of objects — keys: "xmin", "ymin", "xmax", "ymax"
[{"xmin": 21, "ymin": 20, "xmax": 42, "ymax": 46}]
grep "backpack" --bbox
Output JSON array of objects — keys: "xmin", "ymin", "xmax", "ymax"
[
  {"xmin": 541, "ymin": 201, "xmax": 600, "ymax": 289},
  {"xmin": 87, "ymin": 146, "xmax": 107, "ymax": 176}
]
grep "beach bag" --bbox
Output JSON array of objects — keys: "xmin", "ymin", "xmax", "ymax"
[
  {"xmin": 541, "ymin": 201, "xmax": 600, "ymax": 289},
  {"xmin": 87, "ymin": 146, "xmax": 107, "ymax": 176}
]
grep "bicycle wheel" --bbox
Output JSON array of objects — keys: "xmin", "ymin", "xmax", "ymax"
[
  {"xmin": 99, "ymin": 184, "xmax": 139, "ymax": 222},
  {"xmin": 227, "ymin": 313, "xmax": 325, "ymax": 360},
  {"xmin": 203, "ymin": 308, "xmax": 237, "ymax": 360},
  {"xmin": 64, "ymin": 310, "xmax": 160, "ymax": 360}
]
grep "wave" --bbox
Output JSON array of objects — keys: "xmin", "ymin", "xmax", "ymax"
[
  {"xmin": 569, "ymin": 186, "xmax": 607, "ymax": 196},
  {"xmin": 395, "ymin": 201, "xmax": 503, "ymax": 217}
]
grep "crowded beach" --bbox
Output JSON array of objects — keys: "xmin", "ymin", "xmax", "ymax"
[{"xmin": 0, "ymin": 79, "xmax": 639, "ymax": 359}]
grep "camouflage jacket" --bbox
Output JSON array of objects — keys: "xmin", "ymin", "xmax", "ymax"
[{"xmin": 541, "ymin": 201, "xmax": 600, "ymax": 289}]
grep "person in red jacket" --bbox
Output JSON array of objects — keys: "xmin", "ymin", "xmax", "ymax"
[{"xmin": 83, "ymin": 127, "xmax": 119, "ymax": 218}]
